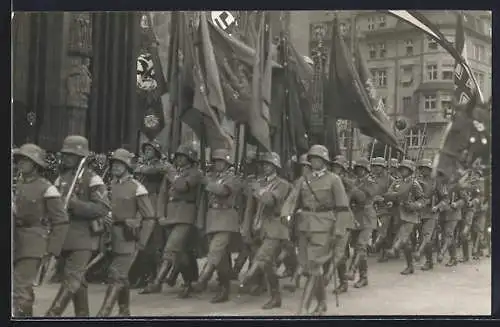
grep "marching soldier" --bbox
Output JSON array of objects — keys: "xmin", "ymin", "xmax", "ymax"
[
  {"xmin": 383, "ymin": 159, "xmax": 424, "ymax": 275},
  {"xmin": 129, "ymin": 140, "xmax": 168, "ymax": 289},
  {"xmin": 370, "ymin": 157, "xmax": 395, "ymax": 263},
  {"xmin": 470, "ymin": 171, "xmax": 487, "ymax": 260},
  {"xmin": 437, "ymin": 173, "xmax": 466, "ymax": 267},
  {"xmin": 13, "ymin": 144, "xmax": 69, "ymax": 317},
  {"xmin": 344, "ymin": 158, "xmax": 378, "ymax": 289},
  {"xmin": 389, "ymin": 158, "xmax": 400, "ymax": 180},
  {"xmin": 46, "ymin": 135, "xmax": 110, "ymax": 317},
  {"xmin": 139, "ymin": 144, "xmax": 202, "ymax": 298},
  {"xmin": 458, "ymin": 171, "xmax": 477, "ymax": 263},
  {"xmin": 192, "ymin": 149, "xmax": 242, "ymax": 303},
  {"xmin": 282, "ymin": 145, "xmax": 353, "ymax": 315},
  {"xmin": 239, "ymin": 152, "xmax": 291, "ymax": 310},
  {"xmin": 96, "ymin": 149, "xmax": 155, "ymax": 317},
  {"xmin": 413, "ymin": 162, "xmax": 449, "ymax": 271}
]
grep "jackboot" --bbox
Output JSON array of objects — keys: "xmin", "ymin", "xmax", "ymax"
[
  {"xmin": 138, "ymin": 260, "xmax": 173, "ymax": 294},
  {"xmin": 421, "ymin": 246, "xmax": 434, "ymax": 271},
  {"xmin": 96, "ymin": 285, "xmax": 121, "ymax": 317},
  {"xmin": 72, "ymin": 286, "xmax": 89, "ymax": 317},
  {"xmin": 445, "ymin": 245, "xmax": 458, "ymax": 267},
  {"xmin": 312, "ymin": 275, "xmax": 327, "ymax": 315},
  {"xmin": 437, "ymin": 239, "xmax": 449, "ymax": 263},
  {"xmin": 231, "ymin": 251, "xmax": 249, "ymax": 280},
  {"xmin": 460, "ymin": 240, "xmax": 470, "ymax": 263},
  {"xmin": 117, "ymin": 286, "xmax": 131, "ymax": 317},
  {"xmin": 297, "ymin": 275, "xmax": 317, "ymax": 315},
  {"xmin": 333, "ymin": 263, "xmax": 348, "ymax": 294},
  {"xmin": 238, "ymin": 260, "xmax": 261, "ymax": 294},
  {"xmin": 283, "ymin": 267, "xmax": 302, "ymax": 293},
  {"xmin": 262, "ymin": 265, "xmax": 281, "ymax": 310},
  {"xmin": 354, "ymin": 257, "xmax": 369, "ymax": 288},
  {"xmin": 386, "ymin": 238, "xmax": 402, "ymax": 258},
  {"xmin": 45, "ymin": 285, "xmax": 74, "ymax": 317},
  {"xmin": 345, "ymin": 252, "xmax": 360, "ymax": 281},
  {"xmin": 192, "ymin": 263, "xmax": 216, "ymax": 293},
  {"xmin": 210, "ymin": 272, "xmax": 230, "ymax": 303},
  {"xmin": 377, "ymin": 249, "xmax": 389, "ymax": 263},
  {"xmin": 400, "ymin": 245, "xmax": 414, "ymax": 275}
]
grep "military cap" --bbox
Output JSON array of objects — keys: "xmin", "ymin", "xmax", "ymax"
[
  {"xmin": 13, "ymin": 143, "xmax": 48, "ymax": 168},
  {"xmin": 141, "ymin": 140, "xmax": 163, "ymax": 156},
  {"xmin": 417, "ymin": 159, "xmax": 433, "ymax": 169},
  {"xmin": 354, "ymin": 157, "xmax": 371, "ymax": 172}
]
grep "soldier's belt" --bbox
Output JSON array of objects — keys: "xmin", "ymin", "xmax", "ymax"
[
  {"xmin": 301, "ymin": 206, "xmax": 333, "ymax": 213},
  {"xmin": 15, "ymin": 220, "xmax": 47, "ymax": 228},
  {"xmin": 168, "ymin": 198, "xmax": 196, "ymax": 204},
  {"xmin": 208, "ymin": 203, "xmax": 235, "ymax": 209}
]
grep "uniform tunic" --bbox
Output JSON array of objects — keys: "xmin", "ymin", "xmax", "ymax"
[
  {"xmin": 439, "ymin": 183, "xmax": 466, "ymax": 246},
  {"xmin": 55, "ymin": 169, "xmax": 110, "ymax": 292},
  {"xmin": 373, "ymin": 172, "xmax": 395, "ymax": 240},
  {"xmin": 242, "ymin": 173, "xmax": 290, "ymax": 266},
  {"xmin": 13, "ymin": 176, "xmax": 69, "ymax": 313},
  {"xmin": 419, "ymin": 177, "xmax": 449, "ymax": 246},
  {"xmin": 109, "ymin": 176, "xmax": 155, "ymax": 285},
  {"xmin": 290, "ymin": 169, "xmax": 352, "ymax": 275}
]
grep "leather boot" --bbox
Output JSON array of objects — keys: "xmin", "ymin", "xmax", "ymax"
[
  {"xmin": 460, "ymin": 239, "xmax": 470, "ymax": 263},
  {"xmin": 117, "ymin": 286, "xmax": 131, "ymax": 316},
  {"xmin": 238, "ymin": 260, "xmax": 260, "ymax": 294},
  {"xmin": 400, "ymin": 245, "xmax": 414, "ymax": 275},
  {"xmin": 345, "ymin": 252, "xmax": 360, "ymax": 281},
  {"xmin": 354, "ymin": 257, "xmax": 369, "ymax": 288},
  {"xmin": 192, "ymin": 263, "xmax": 216, "ymax": 293},
  {"xmin": 262, "ymin": 265, "xmax": 281, "ymax": 310},
  {"xmin": 283, "ymin": 267, "xmax": 302, "ymax": 293},
  {"xmin": 45, "ymin": 285, "xmax": 73, "ymax": 317},
  {"xmin": 138, "ymin": 260, "xmax": 172, "ymax": 294},
  {"xmin": 96, "ymin": 285, "xmax": 121, "ymax": 317},
  {"xmin": 297, "ymin": 275, "xmax": 317, "ymax": 315},
  {"xmin": 72, "ymin": 286, "xmax": 89, "ymax": 317},
  {"xmin": 437, "ymin": 239, "xmax": 449, "ymax": 263},
  {"xmin": 210, "ymin": 271, "xmax": 230, "ymax": 303},
  {"xmin": 333, "ymin": 263, "xmax": 348, "ymax": 294},
  {"xmin": 446, "ymin": 244, "xmax": 458, "ymax": 267},
  {"xmin": 421, "ymin": 245, "xmax": 434, "ymax": 271},
  {"xmin": 386, "ymin": 238, "xmax": 402, "ymax": 258},
  {"xmin": 165, "ymin": 268, "xmax": 180, "ymax": 287},
  {"xmin": 312, "ymin": 275, "xmax": 327, "ymax": 315},
  {"xmin": 231, "ymin": 251, "xmax": 249, "ymax": 280},
  {"xmin": 377, "ymin": 249, "xmax": 389, "ymax": 263},
  {"xmin": 413, "ymin": 237, "xmax": 428, "ymax": 262}
]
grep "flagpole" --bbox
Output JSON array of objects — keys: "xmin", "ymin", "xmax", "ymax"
[{"xmin": 347, "ymin": 12, "xmax": 356, "ymax": 167}]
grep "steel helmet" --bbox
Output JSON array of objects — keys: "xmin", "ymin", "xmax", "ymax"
[
  {"xmin": 298, "ymin": 154, "xmax": 311, "ymax": 167},
  {"xmin": 61, "ymin": 135, "xmax": 90, "ymax": 157},
  {"xmin": 13, "ymin": 143, "xmax": 48, "ymax": 168},
  {"xmin": 417, "ymin": 159, "xmax": 433, "ymax": 170},
  {"xmin": 331, "ymin": 155, "xmax": 348, "ymax": 171},
  {"xmin": 354, "ymin": 158, "xmax": 371, "ymax": 172},
  {"xmin": 307, "ymin": 144, "xmax": 329, "ymax": 162},
  {"xmin": 141, "ymin": 140, "xmax": 163, "ymax": 156},
  {"xmin": 175, "ymin": 144, "xmax": 198, "ymax": 162},
  {"xmin": 389, "ymin": 158, "xmax": 399, "ymax": 168},
  {"xmin": 399, "ymin": 159, "xmax": 416, "ymax": 172},
  {"xmin": 211, "ymin": 148, "xmax": 234, "ymax": 165},
  {"xmin": 371, "ymin": 157, "xmax": 387, "ymax": 168},
  {"xmin": 110, "ymin": 148, "xmax": 135, "ymax": 169},
  {"xmin": 258, "ymin": 152, "xmax": 282, "ymax": 169}
]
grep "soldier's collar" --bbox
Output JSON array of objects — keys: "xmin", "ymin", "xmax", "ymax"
[{"xmin": 312, "ymin": 168, "xmax": 327, "ymax": 177}]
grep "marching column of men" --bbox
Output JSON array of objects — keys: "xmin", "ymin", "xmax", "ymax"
[{"xmin": 12, "ymin": 136, "xmax": 490, "ymax": 317}]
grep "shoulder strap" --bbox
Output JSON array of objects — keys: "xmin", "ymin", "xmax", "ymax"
[{"xmin": 303, "ymin": 175, "xmax": 324, "ymax": 208}]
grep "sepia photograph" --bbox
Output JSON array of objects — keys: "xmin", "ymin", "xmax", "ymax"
[{"xmin": 11, "ymin": 10, "xmax": 491, "ymax": 318}]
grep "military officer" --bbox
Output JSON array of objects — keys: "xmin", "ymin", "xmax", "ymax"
[
  {"xmin": 129, "ymin": 140, "xmax": 168, "ymax": 289},
  {"xmin": 413, "ymin": 162, "xmax": 449, "ymax": 271},
  {"xmin": 343, "ymin": 158, "xmax": 377, "ymax": 289},
  {"xmin": 383, "ymin": 159, "xmax": 424, "ymax": 275},
  {"xmin": 192, "ymin": 149, "xmax": 241, "ymax": 303},
  {"xmin": 283, "ymin": 145, "xmax": 353, "ymax": 315},
  {"xmin": 13, "ymin": 144, "xmax": 69, "ymax": 317},
  {"xmin": 96, "ymin": 149, "xmax": 155, "ymax": 317},
  {"xmin": 370, "ymin": 157, "xmax": 395, "ymax": 263},
  {"xmin": 239, "ymin": 152, "xmax": 291, "ymax": 310},
  {"xmin": 45, "ymin": 136, "xmax": 110, "ymax": 317},
  {"xmin": 139, "ymin": 144, "xmax": 202, "ymax": 298},
  {"xmin": 436, "ymin": 173, "xmax": 466, "ymax": 267}
]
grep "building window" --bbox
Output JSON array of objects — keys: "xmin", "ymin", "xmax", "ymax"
[
  {"xmin": 427, "ymin": 36, "xmax": 438, "ymax": 51},
  {"xmin": 445, "ymin": 35, "xmax": 455, "ymax": 47},
  {"xmin": 403, "ymin": 96, "xmax": 412, "ymax": 110},
  {"xmin": 473, "ymin": 71, "xmax": 485, "ymax": 92},
  {"xmin": 368, "ymin": 17, "xmax": 375, "ymax": 30},
  {"xmin": 426, "ymin": 63, "xmax": 438, "ymax": 81},
  {"xmin": 441, "ymin": 62, "xmax": 454, "ymax": 80},
  {"xmin": 404, "ymin": 39, "xmax": 414, "ymax": 56},
  {"xmin": 368, "ymin": 44, "xmax": 376, "ymax": 59},
  {"xmin": 371, "ymin": 69, "xmax": 387, "ymax": 87},
  {"xmin": 424, "ymin": 94, "xmax": 437, "ymax": 111},
  {"xmin": 379, "ymin": 43, "xmax": 386, "ymax": 58},
  {"xmin": 473, "ymin": 44, "xmax": 485, "ymax": 61},
  {"xmin": 441, "ymin": 94, "xmax": 453, "ymax": 113},
  {"xmin": 406, "ymin": 127, "xmax": 426, "ymax": 149},
  {"xmin": 400, "ymin": 65, "xmax": 414, "ymax": 87},
  {"xmin": 378, "ymin": 16, "xmax": 386, "ymax": 28}
]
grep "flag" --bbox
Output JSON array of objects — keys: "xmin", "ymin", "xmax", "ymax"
[
  {"xmin": 387, "ymin": 10, "xmax": 483, "ymax": 113},
  {"xmin": 326, "ymin": 17, "xmax": 400, "ymax": 149},
  {"xmin": 138, "ymin": 13, "xmax": 168, "ymax": 141}
]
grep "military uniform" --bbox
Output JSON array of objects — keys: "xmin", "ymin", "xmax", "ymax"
[
  {"xmin": 370, "ymin": 157, "xmax": 395, "ymax": 262},
  {"xmin": 129, "ymin": 140, "xmax": 168, "ymax": 288},
  {"xmin": 240, "ymin": 152, "xmax": 291, "ymax": 310},
  {"xmin": 344, "ymin": 158, "xmax": 377, "ymax": 288},
  {"xmin": 140, "ymin": 144, "xmax": 202, "ymax": 297},
  {"xmin": 384, "ymin": 160, "xmax": 424, "ymax": 275},
  {"xmin": 456, "ymin": 173, "xmax": 476, "ymax": 262},
  {"xmin": 46, "ymin": 136, "xmax": 110, "ymax": 317},
  {"xmin": 287, "ymin": 145, "xmax": 352, "ymax": 315},
  {"xmin": 13, "ymin": 144, "xmax": 69, "ymax": 317},
  {"xmin": 414, "ymin": 161, "xmax": 449, "ymax": 271},
  {"xmin": 192, "ymin": 149, "xmax": 241, "ymax": 303}
]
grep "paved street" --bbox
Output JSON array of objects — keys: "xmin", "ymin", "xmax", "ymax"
[{"xmin": 29, "ymin": 255, "xmax": 491, "ymax": 317}]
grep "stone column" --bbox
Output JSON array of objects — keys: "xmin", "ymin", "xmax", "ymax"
[{"xmin": 65, "ymin": 13, "xmax": 92, "ymax": 136}]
